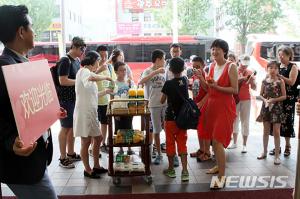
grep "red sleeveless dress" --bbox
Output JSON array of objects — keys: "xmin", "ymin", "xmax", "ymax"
[{"xmin": 197, "ymin": 62, "xmax": 236, "ymax": 148}]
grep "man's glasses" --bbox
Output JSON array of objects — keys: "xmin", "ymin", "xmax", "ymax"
[{"xmin": 80, "ymin": 46, "xmax": 86, "ymax": 53}]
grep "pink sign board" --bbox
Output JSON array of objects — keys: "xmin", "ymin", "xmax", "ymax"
[
  {"xmin": 117, "ymin": 22, "xmax": 142, "ymax": 35},
  {"xmin": 122, "ymin": 0, "xmax": 167, "ymax": 9},
  {"xmin": 2, "ymin": 60, "xmax": 60, "ymax": 147}
]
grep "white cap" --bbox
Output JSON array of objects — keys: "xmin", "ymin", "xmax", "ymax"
[{"xmin": 240, "ymin": 55, "xmax": 250, "ymax": 66}]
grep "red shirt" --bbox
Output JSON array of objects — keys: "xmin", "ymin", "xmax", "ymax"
[{"xmin": 238, "ymin": 68, "xmax": 253, "ymax": 101}]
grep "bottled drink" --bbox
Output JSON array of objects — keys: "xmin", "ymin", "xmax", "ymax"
[
  {"xmin": 128, "ymin": 87, "xmax": 137, "ymax": 114},
  {"xmin": 137, "ymin": 85, "xmax": 145, "ymax": 114}
]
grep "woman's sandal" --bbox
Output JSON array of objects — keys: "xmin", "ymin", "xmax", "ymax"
[
  {"xmin": 269, "ymin": 147, "xmax": 281, "ymax": 156},
  {"xmin": 257, "ymin": 153, "xmax": 267, "ymax": 160},
  {"xmin": 197, "ymin": 152, "xmax": 211, "ymax": 162},
  {"xmin": 210, "ymin": 176, "xmax": 226, "ymax": 189},
  {"xmin": 206, "ymin": 165, "xmax": 219, "ymax": 174},
  {"xmin": 284, "ymin": 145, "xmax": 291, "ymax": 157},
  {"xmin": 190, "ymin": 149, "xmax": 203, "ymax": 158}
]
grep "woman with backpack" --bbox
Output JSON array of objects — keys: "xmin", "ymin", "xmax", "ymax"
[{"xmin": 269, "ymin": 46, "xmax": 298, "ymax": 157}]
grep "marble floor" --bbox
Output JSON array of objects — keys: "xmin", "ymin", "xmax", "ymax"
[{"xmin": 1, "ymin": 108, "xmax": 299, "ymax": 197}]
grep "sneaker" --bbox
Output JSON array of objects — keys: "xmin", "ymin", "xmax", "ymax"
[
  {"xmin": 153, "ymin": 155, "xmax": 161, "ymax": 165},
  {"xmin": 181, "ymin": 170, "xmax": 189, "ymax": 182},
  {"xmin": 173, "ymin": 155, "xmax": 179, "ymax": 167},
  {"xmin": 227, "ymin": 143, "xmax": 237, "ymax": 149},
  {"xmin": 163, "ymin": 168, "xmax": 176, "ymax": 178},
  {"xmin": 241, "ymin": 145, "xmax": 247, "ymax": 153},
  {"xmin": 274, "ymin": 158, "xmax": 281, "ymax": 165},
  {"xmin": 67, "ymin": 153, "xmax": 81, "ymax": 161},
  {"xmin": 59, "ymin": 158, "xmax": 75, "ymax": 169}
]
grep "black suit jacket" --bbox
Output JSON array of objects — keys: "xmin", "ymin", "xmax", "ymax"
[{"xmin": 0, "ymin": 48, "xmax": 53, "ymax": 184}]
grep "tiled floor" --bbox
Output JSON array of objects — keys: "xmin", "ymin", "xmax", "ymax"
[{"xmin": 1, "ymin": 105, "xmax": 299, "ymax": 196}]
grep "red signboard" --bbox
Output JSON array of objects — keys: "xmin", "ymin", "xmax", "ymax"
[
  {"xmin": 122, "ymin": 0, "xmax": 167, "ymax": 10},
  {"xmin": 2, "ymin": 60, "xmax": 60, "ymax": 147},
  {"xmin": 117, "ymin": 22, "xmax": 142, "ymax": 35}
]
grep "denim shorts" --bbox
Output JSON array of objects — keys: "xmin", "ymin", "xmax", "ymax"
[{"xmin": 59, "ymin": 101, "xmax": 75, "ymax": 128}]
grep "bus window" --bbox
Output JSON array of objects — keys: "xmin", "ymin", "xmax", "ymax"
[
  {"xmin": 291, "ymin": 43, "xmax": 300, "ymax": 61},
  {"xmin": 29, "ymin": 45, "xmax": 59, "ymax": 57},
  {"xmin": 143, "ymin": 44, "xmax": 169, "ymax": 61},
  {"xmin": 260, "ymin": 42, "xmax": 276, "ymax": 60},
  {"xmin": 120, "ymin": 44, "xmax": 144, "ymax": 62},
  {"xmin": 182, "ymin": 44, "xmax": 205, "ymax": 60},
  {"xmin": 140, "ymin": 43, "xmax": 205, "ymax": 61}
]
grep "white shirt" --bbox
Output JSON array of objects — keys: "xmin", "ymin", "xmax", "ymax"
[{"xmin": 141, "ymin": 67, "xmax": 167, "ymax": 108}]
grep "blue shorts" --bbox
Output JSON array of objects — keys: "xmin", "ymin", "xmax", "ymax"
[{"xmin": 59, "ymin": 101, "xmax": 75, "ymax": 128}]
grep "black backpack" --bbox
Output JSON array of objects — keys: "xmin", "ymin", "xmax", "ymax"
[
  {"xmin": 50, "ymin": 55, "xmax": 71, "ymax": 90},
  {"xmin": 174, "ymin": 77, "xmax": 200, "ymax": 130}
]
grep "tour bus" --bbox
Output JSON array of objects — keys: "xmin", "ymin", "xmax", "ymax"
[
  {"xmin": 245, "ymin": 34, "xmax": 300, "ymax": 96},
  {"xmin": 28, "ymin": 35, "xmax": 215, "ymax": 82}
]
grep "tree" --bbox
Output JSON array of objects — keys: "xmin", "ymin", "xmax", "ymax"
[
  {"xmin": 0, "ymin": 0, "xmax": 57, "ymax": 40},
  {"xmin": 153, "ymin": 0, "xmax": 212, "ymax": 35},
  {"xmin": 222, "ymin": 0, "xmax": 282, "ymax": 52},
  {"xmin": 281, "ymin": 0, "xmax": 300, "ymax": 38}
]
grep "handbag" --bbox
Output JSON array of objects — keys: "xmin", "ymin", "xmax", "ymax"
[{"xmin": 173, "ymin": 77, "xmax": 200, "ymax": 130}]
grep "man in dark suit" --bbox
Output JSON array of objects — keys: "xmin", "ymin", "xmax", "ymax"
[{"xmin": 0, "ymin": 5, "xmax": 58, "ymax": 199}]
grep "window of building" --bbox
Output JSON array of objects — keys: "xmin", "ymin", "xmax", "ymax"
[
  {"xmin": 144, "ymin": 24, "xmax": 151, "ymax": 29},
  {"xmin": 152, "ymin": 24, "xmax": 159, "ymax": 28},
  {"xmin": 40, "ymin": 31, "xmax": 50, "ymax": 42},
  {"xmin": 154, "ymin": 33, "xmax": 162, "ymax": 36},
  {"xmin": 132, "ymin": 13, "xmax": 139, "ymax": 22},
  {"xmin": 144, "ymin": 13, "xmax": 151, "ymax": 22},
  {"xmin": 144, "ymin": 33, "xmax": 151, "ymax": 36}
]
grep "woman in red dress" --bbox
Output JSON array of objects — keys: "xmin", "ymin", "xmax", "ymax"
[{"xmin": 198, "ymin": 39, "xmax": 238, "ymax": 188}]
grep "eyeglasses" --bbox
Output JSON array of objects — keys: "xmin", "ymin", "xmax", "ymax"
[{"xmin": 80, "ymin": 46, "xmax": 86, "ymax": 52}]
